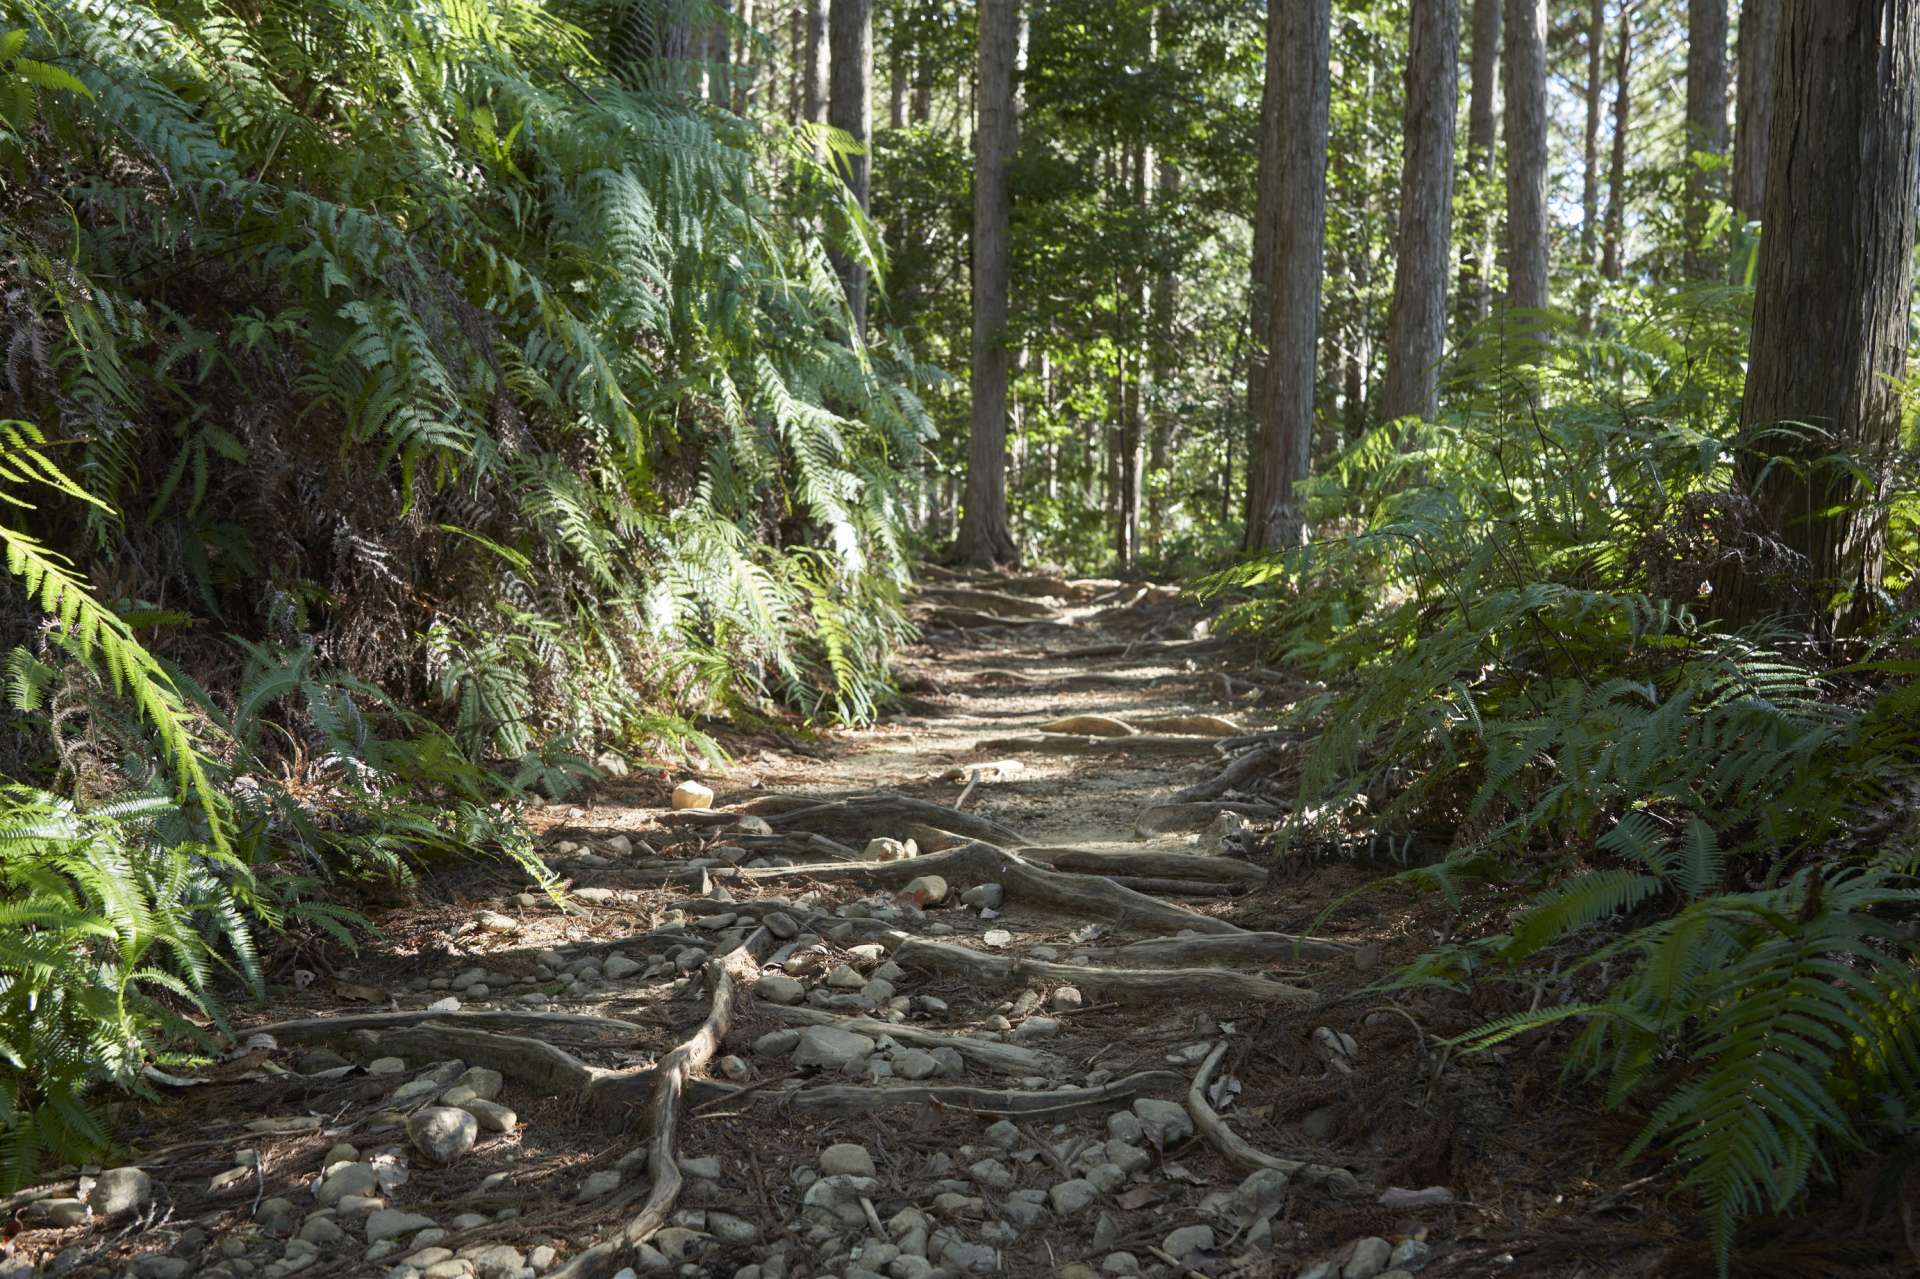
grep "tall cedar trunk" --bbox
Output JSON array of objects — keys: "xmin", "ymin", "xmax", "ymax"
[
  {"xmin": 804, "ymin": 0, "xmax": 829, "ymax": 155},
  {"xmin": 828, "ymin": 0, "xmax": 872, "ymax": 335},
  {"xmin": 1245, "ymin": 0, "xmax": 1331, "ymax": 552},
  {"xmin": 1581, "ymin": 0, "xmax": 1605, "ymax": 266},
  {"xmin": 1148, "ymin": 161, "xmax": 1181, "ymax": 550},
  {"xmin": 1727, "ymin": 0, "xmax": 1920, "ymax": 629},
  {"xmin": 1245, "ymin": 0, "xmax": 1286, "ymax": 437},
  {"xmin": 1380, "ymin": 0, "xmax": 1461, "ymax": 423},
  {"xmin": 956, "ymin": 0, "xmax": 1022, "ymax": 568},
  {"xmin": 1502, "ymin": 0, "xmax": 1550, "ymax": 316},
  {"xmin": 788, "ymin": 3, "xmax": 803, "ymax": 122},
  {"xmin": 889, "ymin": 36, "xmax": 907, "ymax": 129},
  {"xmin": 1118, "ymin": 137, "xmax": 1150, "ymax": 569},
  {"xmin": 1456, "ymin": 0, "xmax": 1502, "ymax": 333},
  {"xmin": 1684, "ymin": 0, "xmax": 1730, "ymax": 278},
  {"xmin": 1601, "ymin": 1, "xmax": 1632, "ymax": 279},
  {"xmin": 732, "ymin": 0, "xmax": 754, "ymax": 113},
  {"xmin": 709, "ymin": 1, "xmax": 731, "ymax": 107},
  {"xmin": 1733, "ymin": 0, "xmax": 1781, "ymax": 221}
]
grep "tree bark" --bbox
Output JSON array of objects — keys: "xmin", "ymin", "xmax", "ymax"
[
  {"xmin": 1502, "ymin": 0, "xmax": 1550, "ymax": 316},
  {"xmin": 1456, "ymin": 0, "xmax": 1502, "ymax": 333},
  {"xmin": 1245, "ymin": 0, "xmax": 1286, "ymax": 436},
  {"xmin": 1245, "ymin": 0, "xmax": 1331, "ymax": 552},
  {"xmin": 788, "ymin": 2, "xmax": 803, "ymax": 122},
  {"xmin": 1727, "ymin": 0, "xmax": 1920, "ymax": 630},
  {"xmin": 709, "ymin": 0, "xmax": 731, "ymax": 108},
  {"xmin": 956, "ymin": 0, "xmax": 1023, "ymax": 568},
  {"xmin": 1732, "ymin": 0, "xmax": 1780, "ymax": 221},
  {"xmin": 889, "ymin": 28, "xmax": 907, "ymax": 129},
  {"xmin": 1601, "ymin": 0, "xmax": 1632, "ymax": 280},
  {"xmin": 1581, "ymin": 0, "xmax": 1605, "ymax": 268},
  {"xmin": 1148, "ymin": 161, "xmax": 1180, "ymax": 550},
  {"xmin": 1684, "ymin": 0, "xmax": 1730, "ymax": 278},
  {"xmin": 804, "ymin": 0, "xmax": 829, "ymax": 155},
  {"xmin": 1380, "ymin": 0, "xmax": 1460, "ymax": 424},
  {"xmin": 829, "ymin": 0, "xmax": 872, "ymax": 334}
]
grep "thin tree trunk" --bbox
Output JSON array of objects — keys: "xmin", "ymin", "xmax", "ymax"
[
  {"xmin": 732, "ymin": 0, "xmax": 754, "ymax": 113},
  {"xmin": 789, "ymin": 2, "xmax": 804, "ymax": 122},
  {"xmin": 1732, "ymin": 0, "xmax": 1780, "ymax": 222},
  {"xmin": 1245, "ymin": 0, "xmax": 1285, "ymax": 439},
  {"xmin": 709, "ymin": 0, "xmax": 732, "ymax": 107},
  {"xmin": 1119, "ymin": 138, "xmax": 1149, "ymax": 569},
  {"xmin": 1581, "ymin": 0, "xmax": 1605, "ymax": 267},
  {"xmin": 1726, "ymin": 0, "xmax": 1920, "ymax": 631},
  {"xmin": 1601, "ymin": 1, "xmax": 1632, "ymax": 279},
  {"xmin": 956, "ymin": 0, "xmax": 1023, "ymax": 568},
  {"xmin": 889, "ymin": 33, "xmax": 907, "ymax": 129},
  {"xmin": 829, "ymin": 0, "xmax": 872, "ymax": 334},
  {"xmin": 1148, "ymin": 161, "xmax": 1181, "ymax": 550},
  {"xmin": 804, "ymin": 0, "xmax": 829, "ymax": 155},
  {"xmin": 1381, "ymin": 0, "xmax": 1461, "ymax": 423},
  {"xmin": 1684, "ymin": 0, "xmax": 1730, "ymax": 278},
  {"xmin": 1456, "ymin": 0, "xmax": 1502, "ymax": 333},
  {"xmin": 1502, "ymin": 0, "xmax": 1550, "ymax": 317},
  {"xmin": 1245, "ymin": 0, "xmax": 1331, "ymax": 552}
]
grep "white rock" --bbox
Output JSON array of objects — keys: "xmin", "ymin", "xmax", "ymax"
[
  {"xmin": 407, "ymin": 1107, "xmax": 478, "ymax": 1165},
  {"xmin": 85, "ymin": 1168, "xmax": 151, "ymax": 1218},
  {"xmin": 757, "ymin": 973, "xmax": 806, "ymax": 1004},
  {"xmin": 366, "ymin": 1209, "xmax": 437, "ymax": 1243},
  {"xmin": 819, "ymin": 1143, "xmax": 876, "ymax": 1177},
  {"xmin": 672, "ymin": 781, "xmax": 714, "ymax": 810},
  {"xmin": 1163, "ymin": 1225, "xmax": 1214, "ymax": 1258},
  {"xmin": 1049, "ymin": 1179, "xmax": 1099, "ymax": 1216},
  {"xmin": 1132, "ymin": 1098, "xmax": 1194, "ymax": 1146},
  {"xmin": 1342, "ymin": 1238, "xmax": 1393, "ymax": 1279}
]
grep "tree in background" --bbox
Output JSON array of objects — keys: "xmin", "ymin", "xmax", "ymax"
[
  {"xmin": 1456, "ymin": 0, "xmax": 1502, "ymax": 333},
  {"xmin": 956, "ymin": 0, "xmax": 1022, "ymax": 567},
  {"xmin": 830, "ymin": 0, "xmax": 874, "ymax": 334},
  {"xmin": 1683, "ymin": 0, "xmax": 1729, "ymax": 278},
  {"xmin": 1245, "ymin": 0, "xmax": 1331, "ymax": 550},
  {"xmin": 1725, "ymin": 0, "xmax": 1920, "ymax": 629},
  {"xmin": 1732, "ymin": 0, "xmax": 1780, "ymax": 223},
  {"xmin": 1502, "ymin": 0, "xmax": 1549, "ymax": 318},
  {"xmin": 1379, "ymin": 0, "xmax": 1459, "ymax": 423}
]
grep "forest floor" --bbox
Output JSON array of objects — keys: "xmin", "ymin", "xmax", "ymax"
[{"xmin": 8, "ymin": 574, "xmax": 1752, "ymax": 1279}]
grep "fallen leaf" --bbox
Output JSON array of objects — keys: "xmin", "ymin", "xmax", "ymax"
[{"xmin": 1117, "ymin": 1185, "xmax": 1164, "ymax": 1211}]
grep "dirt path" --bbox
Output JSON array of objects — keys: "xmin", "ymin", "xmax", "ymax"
[{"xmin": 11, "ymin": 575, "xmax": 1481, "ymax": 1279}]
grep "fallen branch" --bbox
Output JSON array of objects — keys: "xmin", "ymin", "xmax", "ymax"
[
  {"xmin": 1186, "ymin": 1041, "xmax": 1358, "ymax": 1193},
  {"xmin": 893, "ymin": 938, "xmax": 1313, "ymax": 1005},
  {"xmin": 1169, "ymin": 747, "xmax": 1282, "ymax": 804}
]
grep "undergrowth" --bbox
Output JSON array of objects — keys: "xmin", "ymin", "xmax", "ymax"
[
  {"xmin": 1209, "ymin": 296, "xmax": 1920, "ymax": 1268},
  {"xmin": 0, "ymin": 0, "xmax": 930, "ymax": 1183}
]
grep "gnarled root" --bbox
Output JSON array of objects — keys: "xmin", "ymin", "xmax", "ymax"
[
  {"xmin": 1187, "ymin": 1041, "xmax": 1358, "ymax": 1193},
  {"xmin": 1169, "ymin": 747, "xmax": 1282, "ymax": 804},
  {"xmin": 1074, "ymin": 931, "xmax": 1355, "ymax": 967},
  {"xmin": 893, "ymin": 938, "xmax": 1313, "ymax": 1005},
  {"xmin": 974, "ymin": 733, "xmax": 1226, "ymax": 758}
]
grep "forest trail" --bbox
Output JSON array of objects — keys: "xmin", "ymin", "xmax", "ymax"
[{"xmin": 18, "ymin": 574, "xmax": 1483, "ymax": 1279}]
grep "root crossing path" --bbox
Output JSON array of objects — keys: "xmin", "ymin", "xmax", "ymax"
[{"xmin": 26, "ymin": 573, "xmax": 1448, "ymax": 1279}]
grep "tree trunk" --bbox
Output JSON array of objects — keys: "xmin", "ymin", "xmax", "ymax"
[
  {"xmin": 1380, "ymin": 0, "xmax": 1460, "ymax": 424},
  {"xmin": 829, "ymin": 0, "xmax": 872, "ymax": 335},
  {"xmin": 788, "ymin": 2, "xmax": 803, "ymax": 122},
  {"xmin": 1148, "ymin": 161, "xmax": 1180, "ymax": 551},
  {"xmin": 732, "ymin": 0, "xmax": 754, "ymax": 113},
  {"xmin": 1245, "ymin": 0, "xmax": 1286, "ymax": 435},
  {"xmin": 1245, "ymin": 0, "xmax": 1331, "ymax": 552},
  {"xmin": 889, "ymin": 32, "xmax": 907, "ymax": 129},
  {"xmin": 616, "ymin": 0, "xmax": 695, "ymax": 90},
  {"xmin": 1727, "ymin": 0, "xmax": 1920, "ymax": 630},
  {"xmin": 804, "ymin": 0, "xmax": 829, "ymax": 155},
  {"xmin": 1581, "ymin": 0, "xmax": 1605, "ymax": 268},
  {"xmin": 1732, "ymin": 0, "xmax": 1781, "ymax": 221},
  {"xmin": 1502, "ymin": 0, "xmax": 1550, "ymax": 316},
  {"xmin": 956, "ymin": 0, "xmax": 1023, "ymax": 568},
  {"xmin": 709, "ymin": 0, "xmax": 731, "ymax": 107},
  {"xmin": 1601, "ymin": 0, "xmax": 1632, "ymax": 279},
  {"xmin": 1684, "ymin": 0, "xmax": 1730, "ymax": 278},
  {"xmin": 1456, "ymin": 0, "xmax": 1502, "ymax": 333}
]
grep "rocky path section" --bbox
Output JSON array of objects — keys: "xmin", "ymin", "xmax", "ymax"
[{"xmin": 6, "ymin": 574, "xmax": 1453, "ymax": 1279}]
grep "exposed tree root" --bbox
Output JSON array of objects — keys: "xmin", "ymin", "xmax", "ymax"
[
  {"xmin": 1054, "ymin": 637, "xmax": 1222, "ymax": 660},
  {"xmin": 917, "ymin": 586, "xmax": 1061, "ymax": 618},
  {"xmin": 925, "ymin": 606, "xmax": 1065, "ymax": 631},
  {"xmin": 244, "ymin": 1008, "xmax": 651, "ymax": 1045},
  {"xmin": 548, "ymin": 927, "xmax": 775, "ymax": 1279},
  {"xmin": 975, "ymin": 732, "xmax": 1225, "ymax": 758},
  {"xmin": 788, "ymin": 1070, "xmax": 1183, "ymax": 1117},
  {"xmin": 758, "ymin": 1006, "xmax": 1061, "ymax": 1076},
  {"xmin": 1169, "ymin": 747, "xmax": 1282, "ymax": 804},
  {"xmin": 341, "ymin": 1023, "xmax": 678, "ymax": 1119},
  {"xmin": 1036, "ymin": 714, "xmax": 1139, "ymax": 736},
  {"xmin": 1187, "ymin": 1041, "xmax": 1359, "ymax": 1193},
  {"xmin": 1074, "ymin": 931, "xmax": 1355, "ymax": 967},
  {"xmin": 892, "ymin": 938, "xmax": 1313, "ymax": 1005},
  {"xmin": 762, "ymin": 792, "xmax": 1031, "ymax": 847},
  {"xmin": 1020, "ymin": 845, "xmax": 1269, "ymax": 888},
  {"xmin": 1133, "ymin": 801, "xmax": 1286, "ymax": 836},
  {"xmin": 1130, "ymin": 714, "xmax": 1243, "ymax": 737},
  {"xmin": 731, "ymin": 841, "xmax": 1243, "ymax": 936}
]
